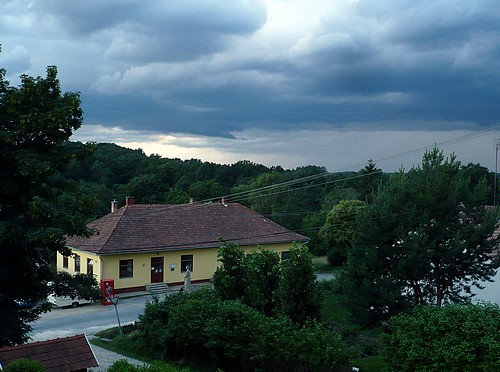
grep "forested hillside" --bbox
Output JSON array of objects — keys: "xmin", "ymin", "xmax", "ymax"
[
  {"xmin": 59, "ymin": 142, "xmax": 385, "ymax": 254},
  {"xmin": 61, "ymin": 142, "xmax": 496, "ymax": 256}
]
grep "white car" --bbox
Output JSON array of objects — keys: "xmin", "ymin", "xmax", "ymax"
[{"xmin": 47, "ymin": 294, "xmax": 94, "ymax": 308}]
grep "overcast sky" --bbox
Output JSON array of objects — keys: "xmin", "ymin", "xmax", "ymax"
[{"xmin": 1, "ymin": 0, "xmax": 499, "ymax": 171}]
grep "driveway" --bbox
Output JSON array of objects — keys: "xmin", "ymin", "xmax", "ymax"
[{"xmin": 29, "ymin": 294, "xmax": 153, "ymax": 342}]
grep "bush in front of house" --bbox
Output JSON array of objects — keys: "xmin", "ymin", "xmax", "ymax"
[
  {"xmin": 382, "ymin": 302, "xmax": 500, "ymax": 371},
  {"xmin": 4, "ymin": 358, "xmax": 45, "ymax": 372},
  {"xmin": 140, "ymin": 288, "xmax": 353, "ymax": 369},
  {"xmin": 141, "ymin": 288, "xmax": 219, "ymax": 361},
  {"xmin": 107, "ymin": 359, "xmax": 189, "ymax": 372}
]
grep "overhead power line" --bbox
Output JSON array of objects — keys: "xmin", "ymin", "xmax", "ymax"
[{"xmin": 196, "ymin": 127, "xmax": 498, "ymax": 205}]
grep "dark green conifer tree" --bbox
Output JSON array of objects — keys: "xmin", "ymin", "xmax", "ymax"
[{"xmin": 343, "ymin": 148, "xmax": 498, "ymax": 327}]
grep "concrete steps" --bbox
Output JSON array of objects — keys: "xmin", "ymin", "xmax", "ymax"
[{"xmin": 146, "ymin": 282, "xmax": 171, "ymax": 296}]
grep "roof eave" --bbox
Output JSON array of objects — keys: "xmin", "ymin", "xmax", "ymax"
[{"xmin": 68, "ymin": 238, "xmax": 308, "ymax": 256}]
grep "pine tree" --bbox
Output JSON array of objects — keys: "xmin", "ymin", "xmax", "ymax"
[{"xmin": 343, "ymin": 148, "xmax": 499, "ymax": 326}]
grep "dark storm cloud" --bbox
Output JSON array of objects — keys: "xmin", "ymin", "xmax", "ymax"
[
  {"xmin": 31, "ymin": 0, "xmax": 266, "ymax": 62},
  {"xmin": 1, "ymin": 0, "xmax": 500, "ymax": 140}
]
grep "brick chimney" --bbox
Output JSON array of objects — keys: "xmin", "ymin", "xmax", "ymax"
[
  {"xmin": 111, "ymin": 200, "xmax": 118, "ymax": 213},
  {"xmin": 125, "ymin": 196, "xmax": 135, "ymax": 206}
]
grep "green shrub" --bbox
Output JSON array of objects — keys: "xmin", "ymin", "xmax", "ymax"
[
  {"xmin": 286, "ymin": 322, "xmax": 354, "ymax": 367},
  {"xmin": 4, "ymin": 358, "xmax": 45, "ymax": 372},
  {"xmin": 141, "ymin": 287, "xmax": 353, "ymax": 369},
  {"xmin": 107, "ymin": 359, "xmax": 189, "ymax": 372},
  {"xmin": 317, "ymin": 278, "xmax": 341, "ymax": 294},
  {"xmin": 383, "ymin": 303, "xmax": 500, "ymax": 371},
  {"xmin": 275, "ymin": 244, "xmax": 323, "ymax": 325},
  {"xmin": 204, "ymin": 300, "xmax": 265, "ymax": 361},
  {"xmin": 144, "ymin": 360, "xmax": 190, "ymax": 372},
  {"xmin": 141, "ymin": 288, "xmax": 220, "ymax": 360},
  {"xmin": 107, "ymin": 359, "xmax": 139, "ymax": 372},
  {"xmin": 165, "ymin": 288, "xmax": 220, "ymax": 351}
]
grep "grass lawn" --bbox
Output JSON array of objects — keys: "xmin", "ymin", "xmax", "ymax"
[
  {"xmin": 322, "ymin": 291, "xmax": 350, "ymax": 324},
  {"xmin": 312, "ymin": 255, "xmax": 339, "ymax": 274},
  {"xmin": 91, "ymin": 328, "xmax": 155, "ymax": 364},
  {"xmin": 352, "ymin": 355, "xmax": 385, "ymax": 372}
]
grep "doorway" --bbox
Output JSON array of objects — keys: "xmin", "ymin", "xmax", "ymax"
[{"xmin": 150, "ymin": 257, "xmax": 164, "ymax": 283}]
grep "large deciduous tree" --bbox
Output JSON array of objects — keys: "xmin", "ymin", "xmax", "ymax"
[
  {"xmin": 0, "ymin": 64, "xmax": 93, "ymax": 345},
  {"xmin": 320, "ymin": 199, "xmax": 365, "ymax": 266},
  {"xmin": 212, "ymin": 241, "xmax": 247, "ymax": 301},
  {"xmin": 275, "ymin": 244, "xmax": 323, "ymax": 325},
  {"xmin": 212, "ymin": 242, "xmax": 281, "ymax": 317},
  {"xmin": 342, "ymin": 148, "xmax": 499, "ymax": 327},
  {"xmin": 212, "ymin": 242, "xmax": 322, "ymax": 324}
]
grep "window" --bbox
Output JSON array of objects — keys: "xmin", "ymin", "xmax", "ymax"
[
  {"xmin": 119, "ymin": 259, "xmax": 133, "ymax": 278},
  {"xmin": 74, "ymin": 255, "xmax": 80, "ymax": 273},
  {"xmin": 281, "ymin": 251, "xmax": 291, "ymax": 261},
  {"xmin": 63, "ymin": 255, "xmax": 68, "ymax": 269},
  {"xmin": 87, "ymin": 258, "xmax": 93, "ymax": 276},
  {"xmin": 181, "ymin": 255, "xmax": 193, "ymax": 272}
]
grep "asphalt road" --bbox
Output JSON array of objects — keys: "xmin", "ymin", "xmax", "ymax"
[
  {"xmin": 28, "ymin": 294, "xmax": 155, "ymax": 342},
  {"xmin": 28, "ymin": 275, "xmax": 340, "ymax": 343}
]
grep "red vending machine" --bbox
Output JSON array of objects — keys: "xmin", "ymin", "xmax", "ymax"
[{"xmin": 100, "ymin": 279, "xmax": 114, "ymax": 306}]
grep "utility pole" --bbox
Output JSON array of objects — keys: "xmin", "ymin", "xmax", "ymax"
[{"xmin": 110, "ymin": 296, "xmax": 123, "ymax": 335}]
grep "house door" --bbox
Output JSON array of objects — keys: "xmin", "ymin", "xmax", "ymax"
[{"xmin": 151, "ymin": 257, "xmax": 164, "ymax": 283}]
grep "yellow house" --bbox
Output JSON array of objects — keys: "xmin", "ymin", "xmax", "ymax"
[{"xmin": 59, "ymin": 198, "xmax": 308, "ymax": 294}]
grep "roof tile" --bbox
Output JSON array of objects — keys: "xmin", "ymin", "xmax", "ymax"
[
  {"xmin": 0, "ymin": 334, "xmax": 98, "ymax": 371},
  {"xmin": 66, "ymin": 203, "xmax": 308, "ymax": 254}
]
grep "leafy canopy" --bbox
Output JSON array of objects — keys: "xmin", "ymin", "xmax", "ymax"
[
  {"xmin": 0, "ymin": 62, "xmax": 95, "ymax": 346},
  {"xmin": 212, "ymin": 241, "xmax": 322, "ymax": 324},
  {"xmin": 320, "ymin": 199, "xmax": 365, "ymax": 265},
  {"xmin": 275, "ymin": 243, "xmax": 323, "ymax": 324}
]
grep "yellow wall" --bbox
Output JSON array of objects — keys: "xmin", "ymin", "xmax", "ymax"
[
  {"xmin": 101, "ymin": 248, "xmax": 215, "ymax": 289},
  {"xmin": 60, "ymin": 242, "xmax": 299, "ymax": 291},
  {"xmin": 56, "ymin": 249, "xmax": 101, "ymax": 277}
]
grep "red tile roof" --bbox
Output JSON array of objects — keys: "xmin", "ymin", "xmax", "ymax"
[
  {"xmin": 0, "ymin": 334, "xmax": 98, "ymax": 372},
  {"xmin": 66, "ymin": 203, "xmax": 308, "ymax": 255}
]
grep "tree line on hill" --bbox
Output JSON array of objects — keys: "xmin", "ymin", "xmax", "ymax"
[
  {"xmin": 60, "ymin": 142, "xmax": 496, "ymax": 250},
  {"xmin": 59, "ymin": 141, "xmax": 390, "ymax": 255}
]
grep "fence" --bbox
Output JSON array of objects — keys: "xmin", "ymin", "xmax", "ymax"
[
  {"xmin": 239, "ymin": 355, "xmax": 352, "ymax": 372},
  {"xmin": 121, "ymin": 320, "xmax": 143, "ymax": 334}
]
